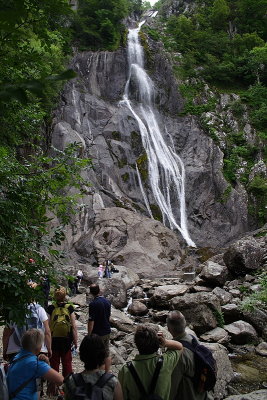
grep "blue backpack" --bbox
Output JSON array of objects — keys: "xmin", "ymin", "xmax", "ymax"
[
  {"xmin": 13, "ymin": 303, "xmax": 43, "ymax": 346},
  {"xmin": 180, "ymin": 335, "xmax": 217, "ymax": 392}
]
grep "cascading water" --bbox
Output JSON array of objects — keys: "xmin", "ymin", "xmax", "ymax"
[{"xmin": 120, "ymin": 22, "xmax": 196, "ymax": 248}]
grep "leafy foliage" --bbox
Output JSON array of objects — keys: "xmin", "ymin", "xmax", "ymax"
[
  {"xmin": 241, "ymin": 271, "xmax": 267, "ymax": 311},
  {"xmin": 73, "ymin": 0, "xmax": 129, "ymax": 50},
  {"xmin": 0, "ymin": 1, "xmax": 92, "ymax": 325},
  {"xmin": 0, "ymin": 144, "xmax": 91, "ymax": 325}
]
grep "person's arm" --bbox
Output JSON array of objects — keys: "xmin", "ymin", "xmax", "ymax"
[
  {"xmin": 158, "ymin": 332, "xmax": 183, "ymax": 351},
  {"xmin": 2, "ymin": 326, "xmax": 13, "ymax": 360},
  {"xmin": 87, "ymin": 320, "xmax": 94, "ymax": 335},
  {"xmin": 70, "ymin": 312, "xmax": 78, "ymax": 348},
  {"xmin": 113, "ymin": 380, "xmax": 124, "ymax": 400},
  {"xmin": 43, "ymin": 368, "xmax": 64, "ymax": 385},
  {"xmin": 43, "ymin": 319, "xmax": 52, "ymax": 358}
]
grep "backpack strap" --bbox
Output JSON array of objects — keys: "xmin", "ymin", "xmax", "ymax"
[
  {"xmin": 127, "ymin": 362, "xmax": 147, "ymax": 396},
  {"xmin": 127, "ymin": 356, "xmax": 163, "ymax": 396},
  {"xmin": 9, "ymin": 356, "xmax": 38, "ymax": 399},
  {"xmin": 148, "ymin": 356, "xmax": 163, "ymax": 394},
  {"xmin": 94, "ymin": 372, "xmax": 114, "ymax": 388}
]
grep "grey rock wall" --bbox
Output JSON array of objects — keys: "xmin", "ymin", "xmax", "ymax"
[{"xmin": 51, "ymin": 35, "xmax": 251, "ymax": 269}]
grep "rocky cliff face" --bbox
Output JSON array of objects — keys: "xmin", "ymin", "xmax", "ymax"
[{"xmin": 51, "ymin": 24, "xmax": 251, "ymax": 270}]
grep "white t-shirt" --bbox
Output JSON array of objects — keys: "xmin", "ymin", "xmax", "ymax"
[{"xmin": 7, "ymin": 303, "xmax": 48, "ymax": 354}]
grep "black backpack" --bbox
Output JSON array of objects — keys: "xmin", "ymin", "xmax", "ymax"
[
  {"xmin": 64, "ymin": 372, "xmax": 114, "ymax": 400},
  {"xmin": 180, "ymin": 335, "xmax": 217, "ymax": 392},
  {"xmin": 127, "ymin": 356, "xmax": 163, "ymax": 400}
]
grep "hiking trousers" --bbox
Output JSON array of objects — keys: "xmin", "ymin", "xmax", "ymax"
[{"xmin": 50, "ymin": 349, "xmax": 72, "ymax": 377}]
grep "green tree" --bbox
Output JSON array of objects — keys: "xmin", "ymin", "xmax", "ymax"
[
  {"xmin": 0, "ymin": 144, "xmax": 91, "ymax": 325},
  {"xmin": 210, "ymin": 0, "xmax": 230, "ymax": 31},
  {"xmin": 74, "ymin": 0, "xmax": 129, "ymax": 50}
]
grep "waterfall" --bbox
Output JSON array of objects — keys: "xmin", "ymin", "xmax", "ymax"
[{"xmin": 120, "ymin": 22, "xmax": 196, "ymax": 248}]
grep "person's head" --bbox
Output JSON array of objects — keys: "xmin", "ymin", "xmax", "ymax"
[
  {"xmin": 167, "ymin": 311, "xmax": 187, "ymax": 337},
  {"xmin": 54, "ymin": 286, "xmax": 66, "ymax": 303},
  {"xmin": 90, "ymin": 284, "xmax": 100, "ymax": 297},
  {"xmin": 21, "ymin": 328, "xmax": 44, "ymax": 354},
  {"xmin": 134, "ymin": 324, "xmax": 160, "ymax": 355},
  {"xmin": 79, "ymin": 334, "xmax": 107, "ymax": 370}
]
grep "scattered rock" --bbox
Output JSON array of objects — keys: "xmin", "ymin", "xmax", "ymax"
[
  {"xmin": 200, "ymin": 261, "xmax": 228, "ymax": 287},
  {"xmin": 224, "ymin": 321, "xmax": 259, "ymax": 345}
]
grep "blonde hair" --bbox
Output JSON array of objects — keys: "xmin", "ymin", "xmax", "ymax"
[
  {"xmin": 54, "ymin": 286, "xmax": 66, "ymax": 302},
  {"xmin": 21, "ymin": 329, "xmax": 44, "ymax": 353}
]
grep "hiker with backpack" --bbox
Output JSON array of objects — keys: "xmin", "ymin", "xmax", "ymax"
[
  {"xmin": 6, "ymin": 328, "xmax": 63, "ymax": 400},
  {"xmin": 167, "ymin": 311, "xmax": 216, "ymax": 400},
  {"xmin": 2, "ymin": 301, "xmax": 52, "ymax": 362},
  {"xmin": 47, "ymin": 286, "xmax": 78, "ymax": 394},
  {"xmin": 64, "ymin": 334, "xmax": 123, "ymax": 400},
  {"xmin": 118, "ymin": 324, "xmax": 183, "ymax": 400}
]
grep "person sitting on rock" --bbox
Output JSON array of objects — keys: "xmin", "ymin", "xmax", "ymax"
[
  {"xmin": 118, "ymin": 324, "xmax": 183, "ymax": 399},
  {"xmin": 64, "ymin": 334, "xmax": 123, "ymax": 400},
  {"xmin": 7, "ymin": 329, "xmax": 63, "ymax": 400},
  {"xmin": 167, "ymin": 311, "xmax": 214, "ymax": 400}
]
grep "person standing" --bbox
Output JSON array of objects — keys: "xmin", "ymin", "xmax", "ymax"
[
  {"xmin": 118, "ymin": 324, "xmax": 183, "ymax": 400},
  {"xmin": 2, "ymin": 302, "xmax": 52, "ymax": 362},
  {"xmin": 87, "ymin": 284, "xmax": 111, "ymax": 372},
  {"xmin": 64, "ymin": 334, "xmax": 123, "ymax": 400},
  {"xmin": 7, "ymin": 329, "xmax": 63, "ymax": 400},
  {"xmin": 47, "ymin": 287, "xmax": 77, "ymax": 380},
  {"xmin": 167, "ymin": 311, "xmax": 214, "ymax": 400}
]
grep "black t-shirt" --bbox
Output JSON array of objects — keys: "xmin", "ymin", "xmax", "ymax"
[{"xmin": 88, "ymin": 296, "xmax": 111, "ymax": 336}]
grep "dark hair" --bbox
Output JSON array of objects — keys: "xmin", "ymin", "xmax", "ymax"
[
  {"xmin": 134, "ymin": 325, "xmax": 160, "ymax": 355},
  {"xmin": 79, "ymin": 334, "xmax": 107, "ymax": 370},
  {"xmin": 90, "ymin": 284, "xmax": 100, "ymax": 296},
  {"xmin": 167, "ymin": 311, "xmax": 186, "ymax": 336}
]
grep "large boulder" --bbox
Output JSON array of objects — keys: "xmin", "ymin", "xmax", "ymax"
[
  {"xmin": 110, "ymin": 308, "xmax": 135, "ymax": 333},
  {"xmin": 200, "ymin": 261, "xmax": 229, "ymax": 287},
  {"xmin": 224, "ymin": 321, "xmax": 259, "ymax": 345},
  {"xmin": 100, "ymin": 278, "xmax": 128, "ymax": 309},
  {"xmin": 206, "ymin": 342, "xmax": 234, "ymax": 399},
  {"xmin": 75, "ymin": 207, "xmax": 184, "ymax": 278},
  {"xmin": 128, "ymin": 300, "xmax": 148, "ymax": 316},
  {"xmin": 149, "ymin": 284, "xmax": 189, "ymax": 308},
  {"xmin": 242, "ymin": 308, "xmax": 267, "ymax": 336},
  {"xmin": 171, "ymin": 292, "xmax": 221, "ymax": 334},
  {"xmin": 223, "ymin": 237, "xmax": 265, "ymax": 276},
  {"xmin": 221, "ymin": 304, "xmax": 243, "ymax": 324}
]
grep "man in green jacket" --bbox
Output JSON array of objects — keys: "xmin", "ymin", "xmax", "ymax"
[
  {"xmin": 167, "ymin": 311, "xmax": 214, "ymax": 400},
  {"xmin": 118, "ymin": 324, "xmax": 183, "ymax": 400}
]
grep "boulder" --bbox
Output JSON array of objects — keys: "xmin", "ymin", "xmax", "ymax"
[
  {"xmin": 224, "ymin": 391, "xmax": 267, "ymax": 400},
  {"xmin": 171, "ymin": 292, "xmax": 221, "ymax": 334},
  {"xmin": 255, "ymin": 342, "xmax": 267, "ymax": 357},
  {"xmin": 213, "ymin": 287, "xmax": 233, "ymax": 305},
  {"xmin": 200, "ymin": 261, "xmax": 228, "ymax": 287},
  {"xmin": 150, "ymin": 284, "xmax": 189, "ymax": 308},
  {"xmin": 131, "ymin": 286, "xmax": 145, "ymax": 299},
  {"xmin": 70, "ymin": 293, "xmax": 87, "ymax": 307},
  {"xmin": 242, "ymin": 308, "xmax": 267, "ymax": 336},
  {"xmin": 100, "ymin": 278, "xmax": 127, "ymax": 309},
  {"xmin": 75, "ymin": 207, "xmax": 184, "ymax": 278},
  {"xmin": 206, "ymin": 342, "xmax": 234, "ymax": 399},
  {"xmin": 223, "ymin": 237, "xmax": 265, "ymax": 276},
  {"xmin": 221, "ymin": 304, "xmax": 243, "ymax": 324},
  {"xmin": 128, "ymin": 300, "xmax": 148, "ymax": 316},
  {"xmin": 224, "ymin": 321, "xmax": 259, "ymax": 345},
  {"xmin": 110, "ymin": 308, "xmax": 135, "ymax": 333},
  {"xmin": 200, "ymin": 327, "xmax": 229, "ymax": 344}
]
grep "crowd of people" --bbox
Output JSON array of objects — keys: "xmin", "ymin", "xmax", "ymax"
[{"xmin": 1, "ymin": 272, "xmax": 215, "ymax": 400}]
